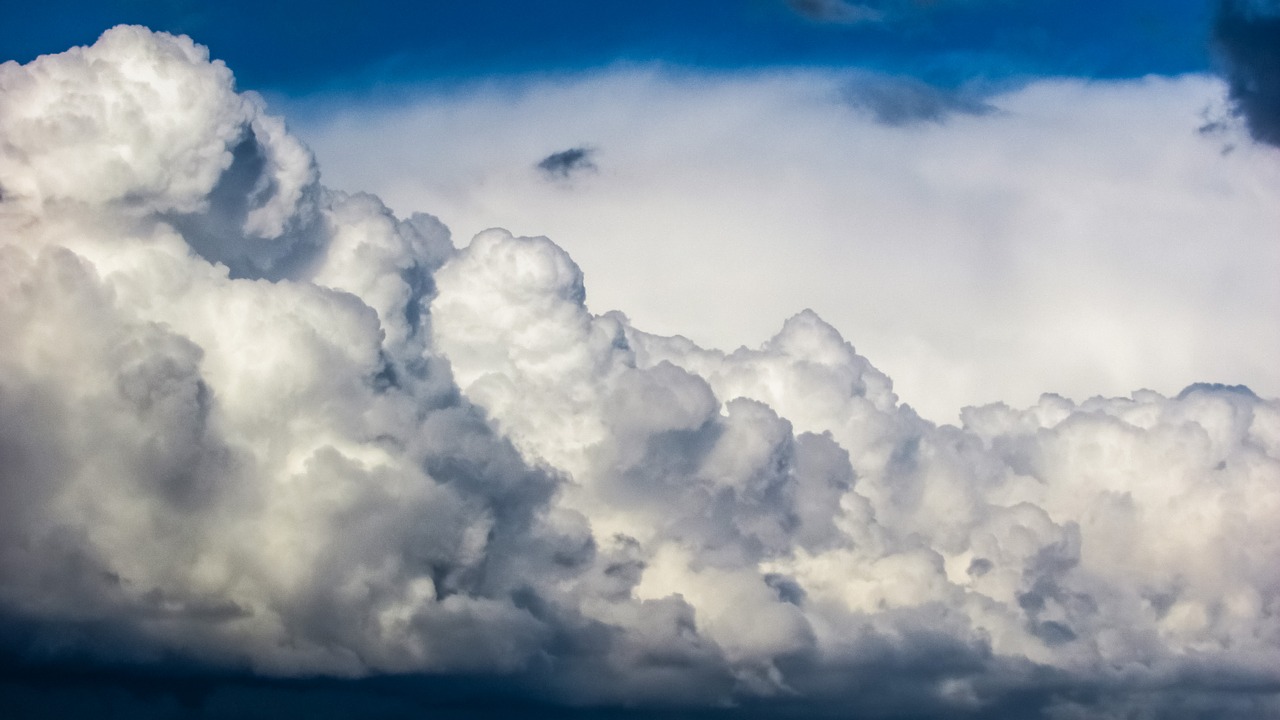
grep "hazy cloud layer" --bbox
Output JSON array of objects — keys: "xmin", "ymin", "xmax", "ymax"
[{"xmin": 2, "ymin": 26, "xmax": 1279, "ymax": 718}]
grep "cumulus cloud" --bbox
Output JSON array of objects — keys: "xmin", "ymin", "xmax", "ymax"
[
  {"xmin": 294, "ymin": 68, "xmax": 1280, "ymax": 422},
  {"xmin": 2, "ymin": 25, "xmax": 1280, "ymax": 719},
  {"xmin": 1214, "ymin": 0, "xmax": 1280, "ymax": 146}
]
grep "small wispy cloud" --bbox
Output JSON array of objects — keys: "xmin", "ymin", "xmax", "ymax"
[
  {"xmin": 536, "ymin": 146, "xmax": 598, "ymax": 180},
  {"xmin": 786, "ymin": 0, "xmax": 885, "ymax": 24}
]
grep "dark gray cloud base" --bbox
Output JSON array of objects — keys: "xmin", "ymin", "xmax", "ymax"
[
  {"xmin": 1214, "ymin": 0, "xmax": 1280, "ymax": 146},
  {"xmin": 1, "ymin": 26, "xmax": 1278, "ymax": 720}
]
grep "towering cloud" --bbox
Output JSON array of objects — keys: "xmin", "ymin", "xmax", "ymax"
[{"xmin": 1, "ymin": 26, "xmax": 1278, "ymax": 718}]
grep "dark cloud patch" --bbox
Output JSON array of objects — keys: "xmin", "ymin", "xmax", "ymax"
[
  {"xmin": 536, "ymin": 147, "xmax": 598, "ymax": 180},
  {"xmin": 763, "ymin": 573, "xmax": 807, "ymax": 606},
  {"xmin": 5, "ymin": 661, "xmax": 1280, "ymax": 719},
  {"xmin": 967, "ymin": 557, "xmax": 994, "ymax": 577},
  {"xmin": 843, "ymin": 74, "xmax": 996, "ymax": 126},
  {"xmin": 1213, "ymin": 0, "xmax": 1280, "ymax": 146},
  {"xmin": 0, "ymin": 662, "xmax": 577, "ymax": 720}
]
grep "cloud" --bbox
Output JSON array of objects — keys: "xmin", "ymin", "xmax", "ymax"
[
  {"xmin": 1213, "ymin": 0, "xmax": 1280, "ymax": 146},
  {"xmin": 843, "ymin": 73, "xmax": 996, "ymax": 125},
  {"xmin": 536, "ymin": 147, "xmax": 598, "ymax": 180},
  {"xmin": 786, "ymin": 0, "xmax": 885, "ymax": 24},
  {"xmin": 294, "ymin": 68, "xmax": 1280, "ymax": 423},
  {"xmin": 2, "ymin": 25, "xmax": 1280, "ymax": 719},
  {"xmin": 784, "ymin": 0, "xmax": 989, "ymax": 25}
]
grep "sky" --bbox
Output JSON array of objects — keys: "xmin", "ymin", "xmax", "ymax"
[
  {"xmin": 1, "ymin": 1, "xmax": 1279, "ymax": 718},
  {"xmin": 3, "ymin": 0, "xmax": 1218, "ymax": 89}
]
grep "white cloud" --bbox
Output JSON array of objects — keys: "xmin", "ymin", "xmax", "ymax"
[
  {"xmin": 2, "ymin": 25, "xmax": 1279, "ymax": 717},
  {"xmin": 292, "ymin": 68, "xmax": 1280, "ymax": 423}
]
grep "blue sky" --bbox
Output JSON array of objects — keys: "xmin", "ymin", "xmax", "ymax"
[{"xmin": 7, "ymin": 0, "xmax": 1217, "ymax": 93}]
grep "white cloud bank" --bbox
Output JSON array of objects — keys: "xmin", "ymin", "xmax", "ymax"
[
  {"xmin": 1, "ymin": 26, "xmax": 1279, "ymax": 718},
  {"xmin": 292, "ymin": 65, "xmax": 1280, "ymax": 423}
]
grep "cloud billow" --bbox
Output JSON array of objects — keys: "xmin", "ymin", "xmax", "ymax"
[{"xmin": 1, "ymin": 26, "xmax": 1279, "ymax": 718}]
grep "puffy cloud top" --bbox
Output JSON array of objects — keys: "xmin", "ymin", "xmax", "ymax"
[
  {"xmin": 0, "ymin": 25, "xmax": 315, "ymax": 241},
  {"xmin": 1, "ymin": 25, "xmax": 1278, "ymax": 719}
]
